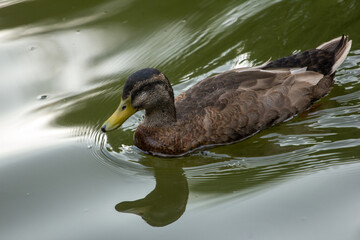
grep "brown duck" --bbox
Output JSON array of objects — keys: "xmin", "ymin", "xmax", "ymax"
[{"xmin": 101, "ymin": 35, "xmax": 352, "ymax": 156}]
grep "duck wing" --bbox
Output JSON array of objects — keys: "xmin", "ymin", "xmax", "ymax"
[
  {"xmin": 175, "ymin": 35, "xmax": 351, "ymax": 125},
  {"xmin": 175, "ymin": 68, "xmax": 328, "ymax": 142}
]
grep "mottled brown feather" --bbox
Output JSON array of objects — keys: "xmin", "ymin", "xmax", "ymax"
[{"xmin": 130, "ymin": 36, "xmax": 351, "ymax": 156}]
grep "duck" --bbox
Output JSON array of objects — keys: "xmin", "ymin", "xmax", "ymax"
[{"xmin": 101, "ymin": 35, "xmax": 352, "ymax": 156}]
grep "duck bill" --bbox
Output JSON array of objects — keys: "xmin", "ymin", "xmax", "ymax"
[{"xmin": 101, "ymin": 98, "xmax": 136, "ymax": 132}]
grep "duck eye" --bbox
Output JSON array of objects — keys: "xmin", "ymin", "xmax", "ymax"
[{"xmin": 121, "ymin": 105, "xmax": 126, "ymax": 110}]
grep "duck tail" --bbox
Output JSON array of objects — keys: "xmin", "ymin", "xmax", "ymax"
[{"xmin": 316, "ymin": 35, "xmax": 352, "ymax": 75}]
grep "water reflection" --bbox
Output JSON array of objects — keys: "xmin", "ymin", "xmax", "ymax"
[{"xmin": 115, "ymin": 167, "xmax": 188, "ymax": 227}]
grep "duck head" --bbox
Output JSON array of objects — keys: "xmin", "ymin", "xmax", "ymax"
[{"xmin": 101, "ymin": 68, "xmax": 176, "ymax": 132}]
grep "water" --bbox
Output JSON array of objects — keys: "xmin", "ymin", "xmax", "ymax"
[{"xmin": 1, "ymin": 0, "xmax": 360, "ymax": 239}]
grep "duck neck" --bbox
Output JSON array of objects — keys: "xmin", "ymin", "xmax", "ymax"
[{"xmin": 143, "ymin": 101, "xmax": 177, "ymax": 127}]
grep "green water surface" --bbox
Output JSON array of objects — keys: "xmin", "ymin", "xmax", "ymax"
[{"xmin": 1, "ymin": 0, "xmax": 360, "ymax": 239}]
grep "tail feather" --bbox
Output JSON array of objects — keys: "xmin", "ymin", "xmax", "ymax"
[
  {"xmin": 317, "ymin": 35, "xmax": 352, "ymax": 74},
  {"xmin": 263, "ymin": 35, "xmax": 351, "ymax": 76}
]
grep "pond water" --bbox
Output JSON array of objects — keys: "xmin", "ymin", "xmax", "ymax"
[{"xmin": 1, "ymin": 0, "xmax": 360, "ymax": 239}]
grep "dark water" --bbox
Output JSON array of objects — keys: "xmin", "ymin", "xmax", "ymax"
[{"xmin": 1, "ymin": 0, "xmax": 360, "ymax": 239}]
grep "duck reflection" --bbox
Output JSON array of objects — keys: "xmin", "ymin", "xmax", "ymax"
[{"xmin": 115, "ymin": 167, "xmax": 188, "ymax": 227}]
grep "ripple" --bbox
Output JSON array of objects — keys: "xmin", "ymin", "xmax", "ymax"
[
  {"xmin": 72, "ymin": 124, "xmax": 151, "ymax": 176},
  {"xmin": 185, "ymin": 132, "xmax": 360, "ymax": 190}
]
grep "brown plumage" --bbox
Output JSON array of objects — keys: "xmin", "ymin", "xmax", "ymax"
[{"xmin": 102, "ymin": 35, "xmax": 352, "ymax": 156}]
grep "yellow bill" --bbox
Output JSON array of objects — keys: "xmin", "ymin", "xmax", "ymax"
[{"xmin": 101, "ymin": 97, "xmax": 137, "ymax": 132}]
